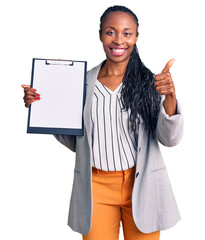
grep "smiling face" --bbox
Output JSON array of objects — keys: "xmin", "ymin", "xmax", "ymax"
[{"xmin": 99, "ymin": 11, "xmax": 139, "ymax": 64}]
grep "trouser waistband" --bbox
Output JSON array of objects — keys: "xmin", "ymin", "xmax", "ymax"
[{"xmin": 92, "ymin": 165, "xmax": 136, "ymax": 175}]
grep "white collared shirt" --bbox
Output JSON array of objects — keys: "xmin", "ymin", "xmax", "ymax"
[{"xmin": 90, "ymin": 79, "xmax": 138, "ymax": 171}]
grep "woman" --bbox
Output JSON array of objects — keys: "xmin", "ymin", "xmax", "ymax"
[{"xmin": 22, "ymin": 5, "xmax": 184, "ymax": 240}]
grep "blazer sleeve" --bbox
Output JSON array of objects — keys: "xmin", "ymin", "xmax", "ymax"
[
  {"xmin": 53, "ymin": 134, "xmax": 76, "ymax": 152},
  {"xmin": 156, "ymin": 95, "xmax": 184, "ymax": 147}
]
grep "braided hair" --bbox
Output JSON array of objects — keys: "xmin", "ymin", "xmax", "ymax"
[{"xmin": 99, "ymin": 5, "xmax": 161, "ymax": 138}]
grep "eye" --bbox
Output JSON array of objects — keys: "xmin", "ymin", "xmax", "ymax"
[
  {"xmin": 106, "ymin": 31, "xmax": 115, "ymax": 36},
  {"xmin": 124, "ymin": 32, "xmax": 132, "ymax": 36}
]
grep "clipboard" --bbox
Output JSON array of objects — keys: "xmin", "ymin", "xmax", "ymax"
[{"xmin": 27, "ymin": 58, "xmax": 87, "ymax": 135}]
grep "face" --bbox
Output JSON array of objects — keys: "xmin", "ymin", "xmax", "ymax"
[{"xmin": 100, "ymin": 11, "xmax": 138, "ymax": 63}]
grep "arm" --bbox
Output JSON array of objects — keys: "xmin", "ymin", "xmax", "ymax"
[
  {"xmin": 154, "ymin": 59, "xmax": 184, "ymax": 146},
  {"xmin": 156, "ymin": 95, "xmax": 184, "ymax": 147},
  {"xmin": 53, "ymin": 135, "xmax": 76, "ymax": 152}
]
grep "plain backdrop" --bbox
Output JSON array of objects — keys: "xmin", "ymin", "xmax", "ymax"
[{"xmin": 0, "ymin": 0, "xmax": 204, "ymax": 239}]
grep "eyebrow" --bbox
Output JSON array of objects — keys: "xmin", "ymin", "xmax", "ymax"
[{"xmin": 104, "ymin": 26, "xmax": 135, "ymax": 31}]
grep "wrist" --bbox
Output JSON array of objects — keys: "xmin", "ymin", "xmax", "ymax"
[
  {"xmin": 165, "ymin": 92, "xmax": 176, "ymax": 100},
  {"xmin": 164, "ymin": 93, "xmax": 177, "ymax": 116}
]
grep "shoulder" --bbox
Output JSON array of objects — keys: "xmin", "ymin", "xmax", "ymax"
[
  {"xmin": 86, "ymin": 61, "xmax": 105, "ymax": 75},
  {"xmin": 86, "ymin": 60, "xmax": 106, "ymax": 84}
]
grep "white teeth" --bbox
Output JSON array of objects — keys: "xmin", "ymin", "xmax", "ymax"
[{"xmin": 112, "ymin": 48, "xmax": 125, "ymax": 53}]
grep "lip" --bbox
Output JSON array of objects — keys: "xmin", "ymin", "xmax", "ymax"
[
  {"xmin": 109, "ymin": 47, "xmax": 128, "ymax": 56},
  {"xmin": 110, "ymin": 46, "xmax": 127, "ymax": 49}
]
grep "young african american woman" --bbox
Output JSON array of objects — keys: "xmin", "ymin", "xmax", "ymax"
[{"xmin": 22, "ymin": 5, "xmax": 184, "ymax": 240}]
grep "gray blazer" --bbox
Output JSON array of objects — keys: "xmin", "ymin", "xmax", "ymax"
[{"xmin": 54, "ymin": 60, "xmax": 184, "ymax": 234}]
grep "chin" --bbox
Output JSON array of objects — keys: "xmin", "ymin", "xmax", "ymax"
[{"xmin": 106, "ymin": 55, "xmax": 130, "ymax": 63}]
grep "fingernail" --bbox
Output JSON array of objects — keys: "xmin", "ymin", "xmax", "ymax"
[
  {"xmin": 33, "ymin": 89, "xmax": 37, "ymax": 92},
  {"xmin": 37, "ymin": 93, "xmax": 40, "ymax": 96}
]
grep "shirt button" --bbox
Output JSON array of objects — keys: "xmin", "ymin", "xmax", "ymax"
[
  {"xmin": 136, "ymin": 172, "xmax": 139, "ymax": 178},
  {"xmin": 138, "ymin": 147, "xmax": 141, "ymax": 153}
]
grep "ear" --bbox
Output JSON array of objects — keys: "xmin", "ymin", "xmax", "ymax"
[
  {"xmin": 99, "ymin": 30, "xmax": 102, "ymax": 42},
  {"xmin": 135, "ymin": 33, "xmax": 139, "ymax": 44}
]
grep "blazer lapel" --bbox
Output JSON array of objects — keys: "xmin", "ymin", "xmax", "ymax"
[
  {"xmin": 137, "ymin": 114, "xmax": 145, "ymax": 151},
  {"xmin": 83, "ymin": 60, "xmax": 105, "ymax": 147}
]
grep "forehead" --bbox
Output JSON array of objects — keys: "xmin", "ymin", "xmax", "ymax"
[{"xmin": 101, "ymin": 11, "xmax": 137, "ymax": 29}]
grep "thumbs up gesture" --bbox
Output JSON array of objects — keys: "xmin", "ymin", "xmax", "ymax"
[
  {"xmin": 155, "ymin": 58, "xmax": 177, "ymax": 116},
  {"xmin": 155, "ymin": 58, "xmax": 176, "ymax": 96}
]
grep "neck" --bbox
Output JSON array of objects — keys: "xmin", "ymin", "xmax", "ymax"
[{"xmin": 102, "ymin": 58, "xmax": 129, "ymax": 77}]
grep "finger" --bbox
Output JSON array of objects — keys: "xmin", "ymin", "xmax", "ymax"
[
  {"xmin": 24, "ymin": 92, "xmax": 40, "ymax": 102},
  {"xmin": 161, "ymin": 58, "xmax": 175, "ymax": 73},
  {"xmin": 25, "ymin": 99, "xmax": 36, "ymax": 108},
  {"xmin": 155, "ymin": 84, "xmax": 173, "ymax": 92},
  {"xmin": 155, "ymin": 78, "xmax": 172, "ymax": 87},
  {"xmin": 22, "ymin": 84, "xmax": 37, "ymax": 93},
  {"xmin": 24, "ymin": 89, "xmax": 39, "ymax": 99},
  {"xmin": 24, "ymin": 89, "xmax": 37, "ymax": 97},
  {"xmin": 24, "ymin": 95, "xmax": 37, "ymax": 102},
  {"xmin": 21, "ymin": 84, "xmax": 30, "ymax": 88},
  {"xmin": 155, "ymin": 72, "xmax": 171, "ymax": 81},
  {"xmin": 24, "ymin": 89, "xmax": 40, "ymax": 99},
  {"xmin": 160, "ymin": 88, "xmax": 175, "ymax": 95},
  {"xmin": 25, "ymin": 97, "xmax": 40, "ymax": 108}
]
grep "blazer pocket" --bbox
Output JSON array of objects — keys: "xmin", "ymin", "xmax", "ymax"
[{"xmin": 151, "ymin": 166, "xmax": 166, "ymax": 173}]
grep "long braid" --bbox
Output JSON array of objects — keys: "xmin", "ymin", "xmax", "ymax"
[{"xmin": 100, "ymin": 5, "xmax": 161, "ymax": 138}]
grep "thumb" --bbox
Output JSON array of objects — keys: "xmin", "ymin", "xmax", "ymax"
[
  {"xmin": 161, "ymin": 58, "xmax": 175, "ymax": 73},
  {"xmin": 21, "ymin": 84, "xmax": 30, "ymax": 88}
]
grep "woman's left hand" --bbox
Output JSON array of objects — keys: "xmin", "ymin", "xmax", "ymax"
[
  {"xmin": 154, "ymin": 58, "xmax": 176, "ymax": 96},
  {"xmin": 155, "ymin": 59, "xmax": 177, "ymax": 116}
]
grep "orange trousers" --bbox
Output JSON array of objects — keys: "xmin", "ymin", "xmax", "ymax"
[{"xmin": 82, "ymin": 165, "xmax": 160, "ymax": 240}]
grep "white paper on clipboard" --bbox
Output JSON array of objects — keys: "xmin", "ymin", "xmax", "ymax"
[{"xmin": 27, "ymin": 58, "xmax": 87, "ymax": 135}]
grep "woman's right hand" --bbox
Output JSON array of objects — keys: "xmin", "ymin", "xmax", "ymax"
[{"xmin": 21, "ymin": 84, "xmax": 40, "ymax": 108}]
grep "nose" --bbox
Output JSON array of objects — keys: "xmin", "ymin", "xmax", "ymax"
[{"xmin": 113, "ymin": 33, "xmax": 124, "ymax": 45}]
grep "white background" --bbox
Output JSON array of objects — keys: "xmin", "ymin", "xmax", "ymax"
[{"xmin": 0, "ymin": 0, "xmax": 204, "ymax": 239}]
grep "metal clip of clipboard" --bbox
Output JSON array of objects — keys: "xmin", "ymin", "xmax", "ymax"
[{"xmin": 45, "ymin": 59, "xmax": 74, "ymax": 66}]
